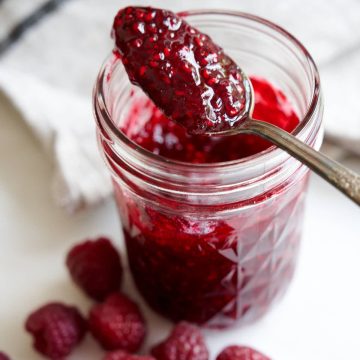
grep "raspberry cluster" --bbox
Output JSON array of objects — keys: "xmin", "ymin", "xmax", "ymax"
[{"xmin": 23, "ymin": 236, "xmax": 270, "ymax": 359}]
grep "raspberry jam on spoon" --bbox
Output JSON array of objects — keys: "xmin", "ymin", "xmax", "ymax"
[
  {"xmin": 112, "ymin": 6, "xmax": 252, "ymax": 135},
  {"xmin": 113, "ymin": 6, "xmax": 360, "ymax": 205}
]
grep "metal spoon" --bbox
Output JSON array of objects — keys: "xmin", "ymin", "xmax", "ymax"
[{"xmin": 205, "ymin": 75, "xmax": 360, "ymax": 206}]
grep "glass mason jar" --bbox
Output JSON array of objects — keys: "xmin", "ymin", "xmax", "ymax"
[{"xmin": 93, "ymin": 10, "xmax": 323, "ymax": 328}]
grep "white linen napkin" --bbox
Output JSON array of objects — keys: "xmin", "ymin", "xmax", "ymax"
[{"xmin": 0, "ymin": 0, "xmax": 359, "ymax": 212}]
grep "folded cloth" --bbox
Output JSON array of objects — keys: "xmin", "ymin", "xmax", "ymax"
[{"xmin": 0, "ymin": 0, "xmax": 360, "ymax": 212}]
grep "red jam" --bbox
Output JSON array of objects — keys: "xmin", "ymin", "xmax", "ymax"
[
  {"xmin": 110, "ymin": 6, "xmax": 305, "ymax": 327},
  {"xmin": 122, "ymin": 77, "xmax": 299, "ymax": 162},
  {"xmin": 113, "ymin": 76, "xmax": 303, "ymax": 326},
  {"xmin": 115, "ymin": 175, "xmax": 305, "ymax": 327},
  {"xmin": 113, "ymin": 7, "xmax": 250, "ymax": 134}
]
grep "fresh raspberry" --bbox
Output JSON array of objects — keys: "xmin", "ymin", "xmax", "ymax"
[
  {"xmin": 25, "ymin": 303, "xmax": 87, "ymax": 359},
  {"xmin": 0, "ymin": 352, "xmax": 10, "ymax": 360},
  {"xmin": 151, "ymin": 322, "xmax": 209, "ymax": 360},
  {"xmin": 104, "ymin": 350, "xmax": 155, "ymax": 360},
  {"xmin": 216, "ymin": 345, "xmax": 271, "ymax": 360},
  {"xmin": 89, "ymin": 293, "xmax": 146, "ymax": 352},
  {"xmin": 113, "ymin": 7, "xmax": 251, "ymax": 135},
  {"xmin": 66, "ymin": 237, "xmax": 123, "ymax": 301}
]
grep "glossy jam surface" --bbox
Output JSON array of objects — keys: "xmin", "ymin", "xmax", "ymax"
[
  {"xmin": 121, "ymin": 77, "xmax": 299, "ymax": 162},
  {"xmin": 113, "ymin": 7, "xmax": 250, "ymax": 134}
]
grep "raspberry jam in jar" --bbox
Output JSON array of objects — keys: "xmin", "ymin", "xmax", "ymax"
[{"xmin": 94, "ymin": 11, "xmax": 323, "ymax": 327}]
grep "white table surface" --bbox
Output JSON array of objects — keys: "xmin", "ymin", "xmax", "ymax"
[{"xmin": 1, "ymin": 92, "xmax": 359, "ymax": 360}]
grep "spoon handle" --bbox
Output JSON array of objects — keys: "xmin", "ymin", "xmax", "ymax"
[{"xmin": 242, "ymin": 119, "xmax": 360, "ymax": 206}]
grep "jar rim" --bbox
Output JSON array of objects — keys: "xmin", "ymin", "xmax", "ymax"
[{"xmin": 94, "ymin": 9, "xmax": 321, "ymax": 173}]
